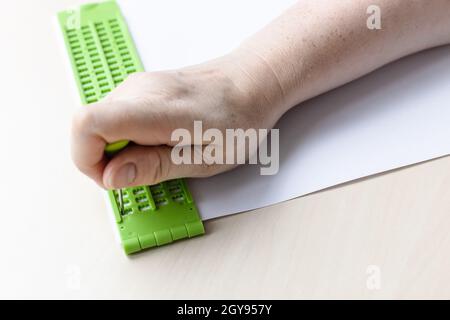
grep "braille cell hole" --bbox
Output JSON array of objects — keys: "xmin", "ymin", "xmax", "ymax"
[
  {"xmin": 172, "ymin": 194, "xmax": 185, "ymax": 203},
  {"xmin": 169, "ymin": 187, "xmax": 182, "ymax": 194},
  {"xmin": 155, "ymin": 199, "xmax": 168, "ymax": 207},
  {"xmin": 136, "ymin": 195, "xmax": 148, "ymax": 203},
  {"xmin": 122, "ymin": 207, "xmax": 133, "ymax": 215},
  {"xmin": 138, "ymin": 204, "xmax": 151, "ymax": 212},
  {"xmin": 133, "ymin": 187, "xmax": 145, "ymax": 196}
]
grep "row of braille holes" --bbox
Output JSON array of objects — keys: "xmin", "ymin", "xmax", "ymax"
[
  {"xmin": 82, "ymin": 27, "xmax": 97, "ymax": 58},
  {"xmin": 95, "ymin": 22, "xmax": 110, "ymax": 50},
  {"xmin": 83, "ymin": 54, "xmax": 98, "ymax": 105},
  {"xmin": 85, "ymin": 92, "xmax": 98, "ymax": 103},
  {"xmin": 150, "ymin": 186, "xmax": 169, "ymax": 207},
  {"xmin": 67, "ymin": 30, "xmax": 84, "ymax": 67},
  {"xmin": 168, "ymin": 185, "xmax": 182, "ymax": 194},
  {"xmin": 83, "ymin": 56, "xmax": 102, "ymax": 103},
  {"xmin": 117, "ymin": 46, "xmax": 136, "ymax": 74},
  {"xmin": 132, "ymin": 188, "xmax": 153, "ymax": 212},
  {"xmin": 122, "ymin": 207, "xmax": 133, "ymax": 215},
  {"xmin": 116, "ymin": 189, "xmax": 131, "ymax": 202},
  {"xmin": 98, "ymin": 76, "xmax": 111, "ymax": 97},
  {"xmin": 168, "ymin": 183, "xmax": 185, "ymax": 203},
  {"xmin": 66, "ymin": 28, "xmax": 77, "ymax": 37},
  {"xmin": 116, "ymin": 190, "xmax": 133, "ymax": 216},
  {"xmin": 96, "ymin": 22, "xmax": 115, "ymax": 68},
  {"xmin": 80, "ymin": 29, "xmax": 97, "ymax": 106},
  {"xmin": 132, "ymin": 187, "xmax": 146, "ymax": 196},
  {"xmin": 89, "ymin": 50, "xmax": 111, "ymax": 97},
  {"xmin": 138, "ymin": 204, "xmax": 152, "ymax": 212},
  {"xmin": 122, "ymin": 196, "xmax": 132, "ymax": 214},
  {"xmin": 112, "ymin": 74, "xmax": 124, "ymax": 86},
  {"xmin": 155, "ymin": 198, "xmax": 169, "ymax": 207},
  {"xmin": 96, "ymin": 22, "xmax": 125, "ymax": 85},
  {"xmin": 107, "ymin": 55, "xmax": 122, "ymax": 85},
  {"xmin": 67, "ymin": 29, "xmax": 80, "ymax": 48},
  {"xmin": 135, "ymin": 194, "xmax": 149, "ymax": 204},
  {"xmin": 108, "ymin": 19, "xmax": 124, "ymax": 51},
  {"xmin": 76, "ymin": 26, "xmax": 91, "ymax": 85},
  {"xmin": 83, "ymin": 25, "xmax": 94, "ymax": 47},
  {"xmin": 108, "ymin": 20, "xmax": 137, "ymax": 75},
  {"xmin": 67, "ymin": 32, "xmax": 85, "ymax": 69},
  {"xmin": 150, "ymin": 188, "xmax": 165, "ymax": 199},
  {"xmin": 172, "ymin": 194, "xmax": 185, "ymax": 203},
  {"xmin": 123, "ymin": 197, "xmax": 132, "ymax": 215}
]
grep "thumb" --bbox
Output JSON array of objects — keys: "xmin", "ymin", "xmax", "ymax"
[{"xmin": 102, "ymin": 145, "xmax": 221, "ymax": 189}]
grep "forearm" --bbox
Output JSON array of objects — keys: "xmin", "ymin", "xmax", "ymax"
[
  {"xmin": 230, "ymin": 0, "xmax": 450, "ymax": 120},
  {"xmin": 73, "ymin": 0, "xmax": 450, "ymax": 186}
]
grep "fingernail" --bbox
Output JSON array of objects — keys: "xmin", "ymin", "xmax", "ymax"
[{"xmin": 111, "ymin": 163, "xmax": 136, "ymax": 188}]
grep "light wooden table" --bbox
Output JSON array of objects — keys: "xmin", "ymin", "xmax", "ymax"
[{"xmin": 0, "ymin": 0, "xmax": 448, "ymax": 299}]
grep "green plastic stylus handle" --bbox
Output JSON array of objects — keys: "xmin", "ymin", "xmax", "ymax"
[{"xmin": 105, "ymin": 140, "xmax": 129, "ymax": 156}]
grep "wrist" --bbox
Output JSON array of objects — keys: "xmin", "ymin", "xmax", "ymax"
[{"xmin": 218, "ymin": 49, "xmax": 291, "ymax": 127}]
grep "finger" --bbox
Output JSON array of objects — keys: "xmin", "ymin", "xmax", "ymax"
[
  {"xmin": 71, "ymin": 98, "xmax": 176, "ymax": 186},
  {"xmin": 82, "ymin": 99, "xmax": 178, "ymax": 145},
  {"xmin": 71, "ymin": 107, "xmax": 108, "ymax": 186},
  {"xmin": 102, "ymin": 145, "xmax": 232, "ymax": 189}
]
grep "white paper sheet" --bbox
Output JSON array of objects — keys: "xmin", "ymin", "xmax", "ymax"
[{"xmin": 118, "ymin": 0, "xmax": 450, "ymax": 220}]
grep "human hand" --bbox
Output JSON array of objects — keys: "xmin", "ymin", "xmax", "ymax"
[{"xmin": 71, "ymin": 54, "xmax": 284, "ymax": 189}]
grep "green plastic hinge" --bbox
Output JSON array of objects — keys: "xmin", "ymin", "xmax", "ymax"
[{"xmin": 58, "ymin": 0, "xmax": 205, "ymax": 254}]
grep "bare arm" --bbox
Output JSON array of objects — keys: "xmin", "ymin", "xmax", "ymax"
[
  {"xmin": 231, "ymin": 0, "xmax": 450, "ymax": 118},
  {"xmin": 72, "ymin": 0, "xmax": 450, "ymax": 188}
]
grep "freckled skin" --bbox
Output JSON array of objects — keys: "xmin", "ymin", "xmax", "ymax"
[{"xmin": 71, "ymin": 0, "xmax": 450, "ymax": 189}]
